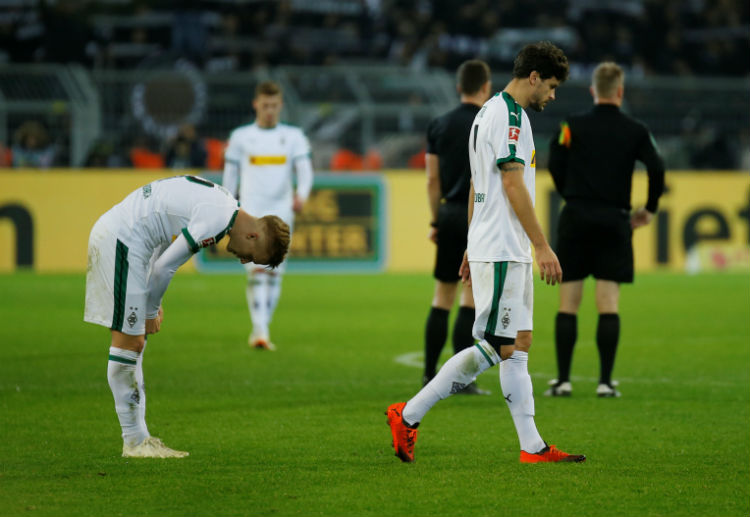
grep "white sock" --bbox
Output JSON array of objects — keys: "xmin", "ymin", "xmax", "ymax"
[
  {"xmin": 107, "ymin": 347, "xmax": 149, "ymax": 447},
  {"xmin": 246, "ymin": 270, "xmax": 269, "ymax": 338},
  {"xmin": 500, "ymin": 350, "xmax": 546, "ymax": 453},
  {"xmin": 403, "ymin": 342, "xmax": 499, "ymax": 425},
  {"xmin": 266, "ymin": 272, "xmax": 283, "ymax": 325},
  {"xmin": 135, "ymin": 340, "xmax": 149, "ymax": 438}
]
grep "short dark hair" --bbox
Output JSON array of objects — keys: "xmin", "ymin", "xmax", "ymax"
[
  {"xmin": 457, "ymin": 59, "xmax": 491, "ymax": 95},
  {"xmin": 261, "ymin": 215, "xmax": 290, "ymax": 268},
  {"xmin": 255, "ymin": 80, "xmax": 282, "ymax": 98},
  {"xmin": 512, "ymin": 41, "xmax": 569, "ymax": 82}
]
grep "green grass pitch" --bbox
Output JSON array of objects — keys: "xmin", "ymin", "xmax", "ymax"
[{"xmin": 0, "ymin": 271, "xmax": 748, "ymax": 517}]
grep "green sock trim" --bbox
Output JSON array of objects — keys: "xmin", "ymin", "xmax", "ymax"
[
  {"xmin": 474, "ymin": 343, "xmax": 495, "ymax": 366},
  {"xmin": 108, "ymin": 354, "xmax": 137, "ymax": 366}
]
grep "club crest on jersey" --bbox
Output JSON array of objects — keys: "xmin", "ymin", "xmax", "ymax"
[
  {"xmin": 501, "ymin": 307, "xmax": 512, "ymax": 329},
  {"xmin": 508, "ymin": 126, "xmax": 520, "ymax": 142},
  {"xmin": 200, "ymin": 237, "xmax": 216, "ymax": 248}
]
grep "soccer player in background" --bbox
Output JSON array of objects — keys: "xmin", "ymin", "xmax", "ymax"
[
  {"xmin": 222, "ymin": 81, "xmax": 314, "ymax": 351},
  {"xmin": 545, "ymin": 62, "xmax": 665, "ymax": 398},
  {"xmin": 84, "ymin": 175, "xmax": 290, "ymax": 458},
  {"xmin": 386, "ymin": 41, "xmax": 586, "ymax": 464},
  {"xmin": 422, "ymin": 59, "xmax": 492, "ymax": 395}
]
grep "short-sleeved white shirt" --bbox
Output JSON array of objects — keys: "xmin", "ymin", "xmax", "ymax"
[
  {"xmin": 467, "ymin": 91, "xmax": 537, "ymax": 263},
  {"xmin": 108, "ymin": 175, "xmax": 239, "ymax": 261},
  {"xmin": 224, "ymin": 122, "xmax": 311, "ymax": 221}
]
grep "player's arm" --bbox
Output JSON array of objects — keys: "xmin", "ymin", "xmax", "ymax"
[
  {"xmin": 426, "ymin": 152, "xmax": 441, "ymax": 243},
  {"xmin": 144, "ymin": 234, "xmax": 194, "ymax": 333},
  {"xmin": 222, "ymin": 134, "xmax": 241, "ymax": 199},
  {"xmin": 459, "ymin": 180, "xmax": 474, "ymax": 285},
  {"xmin": 501, "ymin": 163, "xmax": 562, "ymax": 285},
  {"xmin": 293, "ymin": 154, "xmax": 313, "ymax": 213},
  {"xmin": 632, "ymin": 129, "xmax": 666, "ymax": 229},
  {"xmin": 548, "ymin": 121, "xmax": 571, "ymax": 193}
]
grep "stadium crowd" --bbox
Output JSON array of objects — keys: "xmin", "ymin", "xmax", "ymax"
[
  {"xmin": 0, "ymin": 0, "xmax": 748, "ymax": 170},
  {"xmin": 1, "ymin": 0, "xmax": 747, "ymax": 77}
]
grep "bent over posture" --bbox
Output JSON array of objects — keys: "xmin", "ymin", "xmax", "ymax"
[
  {"xmin": 386, "ymin": 42, "xmax": 585, "ymax": 464},
  {"xmin": 84, "ymin": 175, "xmax": 289, "ymax": 458}
]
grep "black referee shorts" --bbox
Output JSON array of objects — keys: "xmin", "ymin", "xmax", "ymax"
[
  {"xmin": 555, "ymin": 201, "xmax": 634, "ymax": 283},
  {"xmin": 433, "ymin": 202, "xmax": 468, "ymax": 282}
]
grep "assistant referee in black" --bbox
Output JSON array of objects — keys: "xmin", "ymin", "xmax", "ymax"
[
  {"xmin": 423, "ymin": 59, "xmax": 491, "ymax": 394},
  {"xmin": 545, "ymin": 61, "xmax": 665, "ymax": 398}
]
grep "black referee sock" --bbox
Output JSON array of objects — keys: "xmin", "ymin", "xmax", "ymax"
[
  {"xmin": 555, "ymin": 312, "xmax": 577, "ymax": 383},
  {"xmin": 597, "ymin": 313, "xmax": 620, "ymax": 386},
  {"xmin": 424, "ymin": 307, "xmax": 449, "ymax": 382},
  {"xmin": 452, "ymin": 306, "xmax": 476, "ymax": 355}
]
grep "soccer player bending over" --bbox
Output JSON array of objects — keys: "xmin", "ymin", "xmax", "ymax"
[
  {"xmin": 386, "ymin": 42, "xmax": 586, "ymax": 464},
  {"xmin": 84, "ymin": 175, "xmax": 289, "ymax": 458}
]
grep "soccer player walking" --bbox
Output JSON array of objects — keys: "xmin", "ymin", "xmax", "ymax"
[
  {"xmin": 422, "ymin": 59, "xmax": 492, "ymax": 395},
  {"xmin": 222, "ymin": 81, "xmax": 314, "ymax": 351},
  {"xmin": 545, "ymin": 62, "xmax": 665, "ymax": 398},
  {"xmin": 387, "ymin": 42, "xmax": 585, "ymax": 463},
  {"xmin": 84, "ymin": 175, "xmax": 290, "ymax": 457}
]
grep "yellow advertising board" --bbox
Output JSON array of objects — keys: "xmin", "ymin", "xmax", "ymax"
[
  {"xmin": 1, "ymin": 169, "xmax": 748, "ymax": 274},
  {"xmin": 384, "ymin": 170, "xmax": 750, "ymax": 273},
  {"xmin": 0, "ymin": 170, "xmax": 193, "ymax": 272}
]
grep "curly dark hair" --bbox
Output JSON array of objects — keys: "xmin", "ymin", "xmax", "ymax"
[
  {"xmin": 261, "ymin": 215, "xmax": 290, "ymax": 268},
  {"xmin": 512, "ymin": 41, "xmax": 569, "ymax": 82}
]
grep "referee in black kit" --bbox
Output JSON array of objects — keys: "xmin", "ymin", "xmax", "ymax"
[
  {"xmin": 545, "ymin": 61, "xmax": 665, "ymax": 398},
  {"xmin": 422, "ymin": 59, "xmax": 491, "ymax": 394}
]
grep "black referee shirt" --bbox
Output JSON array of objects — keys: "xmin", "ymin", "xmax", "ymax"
[
  {"xmin": 426, "ymin": 102, "xmax": 481, "ymax": 204},
  {"xmin": 548, "ymin": 104, "xmax": 665, "ymax": 213}
]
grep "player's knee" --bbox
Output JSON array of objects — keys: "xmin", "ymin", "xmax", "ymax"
[
  {"xmin": 515, "ymin": 332, "xmax": 532, "ymax": 352},
  {"xmin": 485, "ymin": 334, "xmax": 515, "ymax": 359},
  {"xmin": 111, "ymin": 331, "xmax": 145, "ymax": 353}
]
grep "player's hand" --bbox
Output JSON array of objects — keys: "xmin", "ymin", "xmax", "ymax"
[
  {"xmin": 459, "ymin": 250, "xmax": 472, "ymax": 286},
  {"xmin": 146, "ymin": 306, "xmax": 164, "ymax": 335},
  {"xmin": 535, "ymin": 245, "xmax": 563, "ymax": 285},
  {"xmin": 428, "ymin": 226, "xmax": 438, "ymax": 243},
  {"xmin": 292, "ymin": 195, "xmax": 304, "ymax": 214},
  {"xmin": 631, "ymin": 207, "xmax": 654, "ymax": 229}
]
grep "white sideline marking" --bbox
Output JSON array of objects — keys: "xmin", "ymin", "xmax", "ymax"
[
  {"xmin": 393, "ymin": 350, "xmax": 747, "ymax": 388},
  {"xmin": 394, "ymin": 351, "xmax": 423, "ymax": 368}
]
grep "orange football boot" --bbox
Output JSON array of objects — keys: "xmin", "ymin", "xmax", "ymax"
[
  {"xmin": 385, "ymin": 402, "xmax": 418, "ymax": 462},
  {"xmin": 520, "ymin": 444, "xmax": 586, "ymax": 463}
]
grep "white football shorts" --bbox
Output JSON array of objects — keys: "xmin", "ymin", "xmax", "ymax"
[
  {"xmin": 84, "ymin": 213, "xmax": 149, "ymax": 336},
  {"xmin": 470, "ymin": 261, "xmax": 533, "ymax": 341}
]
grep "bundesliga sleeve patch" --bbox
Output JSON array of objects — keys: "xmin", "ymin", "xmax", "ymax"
[{"xmin": 558, "ymin": 122, "xmax": 571, "ymax": 148}]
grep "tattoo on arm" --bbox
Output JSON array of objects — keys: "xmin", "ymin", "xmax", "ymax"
[{"xmin": 500, "ymin": 162, "xmax": 524, "ymax": 174}]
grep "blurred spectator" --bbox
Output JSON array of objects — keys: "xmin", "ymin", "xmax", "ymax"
[
  {"xmin": 164, "ymin": 124, "xmax": 206, "ymax": 169},
  {"xmin": 129, "ymin": 134, "xmax": 165, "ymax": 169},
  {"xmin": 204, "ymin": 137, "xmax": 227, "ymax": 170},
  {"xmin": 84, "ymin": 138, "xmax": 129, "ymax": 168},
  {"xmin": 11, "ymin": 121, "xmax": 56, "ymax": 168}
]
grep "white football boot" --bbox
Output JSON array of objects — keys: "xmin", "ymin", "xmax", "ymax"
[
  {"xmin": 544, "ymin": 379, "xmax": 573, "ymax": 397},
  {"xmin": 122, "ymin": 437, "xmax": 189, "ymax": 458}
]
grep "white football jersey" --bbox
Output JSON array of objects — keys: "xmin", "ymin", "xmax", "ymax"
[
  {"xmin": 223, "ymin": 122, "xmax": 312, "ymax": 223},
  {"xmin": 106, "ymin": 175, "xmax": 239, "ymax": 260},
  {"xmin": 468, "ymin": 91, "xmax": 537, "ymax": 263}
]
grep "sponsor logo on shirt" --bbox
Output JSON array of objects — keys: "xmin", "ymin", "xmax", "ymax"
[
  {"xmin": 200, "ymin": 237, "xmax": 216, "ymax": 248},
  {"xmin": 250, "ymin": 155, "xmax": 287, "ymax": 165},
  {"xmin": 508, "ymin": 126, "xmax": 520, "ymax": 142}
]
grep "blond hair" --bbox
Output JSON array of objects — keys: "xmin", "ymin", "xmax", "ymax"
[
  {"xmin": 260, "ymin": 215, "xmax": 290, "ymax": 268},
  {"xmin": 255, "ymin": 80, "xmax": 282, "ymax": 98},
  {"xmin": 592, "ymin": 62, "xmax": 624, "ymax": 99}
]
